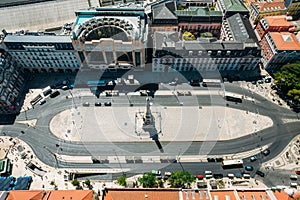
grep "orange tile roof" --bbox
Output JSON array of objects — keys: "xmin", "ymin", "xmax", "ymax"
[
  {"xmin": 45, "ymin": 190, "xmax": 93, "ymax": 200},
  {"xmin": 210, "ymin": 190, "xmax": 237, "ymax": 200},
  {"xmin": 264, "ymin": 15, "xmax": 294, "ymax": 27},
  {"xmin": 256, "ymin": 2, "xmax": 286, "ymax": 11},
  {"xmin": 237, "ymin": 190, "xmax": 269, "ymax": 200},
  {"xmin": 103, "ymin": 188, "xmax": 180, "ymax": 200},
  {"xmin": 181, "ymin": 189, "xmax": 210, "ymax": 200},
  {"xmin": 273, "ymin": 190, "xmax": 294, "ymax": 200},
  {"xmin": 269, "ymin": 32, "xmax": 300, "ymax": 50},
  {"xmin": 6, "ymin": 190, "xmax": 45, "ymax": 200}
]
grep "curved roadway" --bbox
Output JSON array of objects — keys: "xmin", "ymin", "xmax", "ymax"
[{"xmin": 1, "ymin": 83, "xmax": 299, "ymax": 180}]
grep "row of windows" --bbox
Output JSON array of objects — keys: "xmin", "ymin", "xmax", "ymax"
[
  {"xmin": 154, "ymin": 57, "xmax": 259, "ymax": 64},
  {"xmin": 21, "ymin": 62, "xmax": 79, "ymax": 68},
  {"xmin": 13, "ymin": 51, "xmax": 75, "ymax": 56},
  {"xmin": 153, "ymin": 65, "xmax": 255, "ymax": 72}
]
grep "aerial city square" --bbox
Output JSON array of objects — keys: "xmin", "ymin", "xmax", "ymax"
[{"xmin": 0, "ymin": 0, "xmax": 300, "ymax": 199}]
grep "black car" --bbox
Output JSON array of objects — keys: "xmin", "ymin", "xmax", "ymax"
[
  {"xmin": 50, "ymin": 90, "xmax": 60, "ymax": 98},
  {"xmin": 95, "ymin": 102, "xmax": 102, "ymax": 107},
  {"xmin": 104, "ymin": 102, "xmax": 112, "ymax": 106},
  {"xmin": 256, "ymin": 170, "xmax": 265, "ymax": 177},
  {"xmin": 213, "ymin": 174, "xmax": 223, "ymax": 179}
]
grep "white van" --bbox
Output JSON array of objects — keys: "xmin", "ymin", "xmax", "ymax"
[
  {"xmin": 243, "ymin": 173, "xmax": 251, "ymax": 179},
  {"xmin": 290, "ymin": 175, "xmax": 298, "ymax": 180},
  {"xmin": 205, "ymin": 171, "xmax": 212, "ymax": 175},
  {"xmin": 290, "ymin": 182, "xmax": 298, "ymax": 188}
]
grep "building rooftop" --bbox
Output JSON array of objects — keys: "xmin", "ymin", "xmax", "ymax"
[
  {"xmin": 226, "ymin": 13, "xmax": 259, "ymax": 42},
  {"xmin": 3, "ymin": 35, "xmax": 72, "ymax": 43},
  {"xmin": 255, "ymin": 1, "xmax": 286, "ymax": 12},
  {"xmin": 263, "ymin": 15, "xmax": 295, "ymax": 27},
  {"xmin": 6, "ymin": 190, "xmax": 44, "ymax": 200},
  {"xmin": 6, "ymin": 190, "xmax": 93, "ymax": 200},
  {"xmin": 154, "ymin": 31, "xmax": 259, "ymax": 51},
  {"xmin": 103, "ymin": 188, "xmax": 180, "ymax": 200},
  {"xmin": 269, "ymin": 32, "xmax": 300, "ymax": 50},
  {"xmin": 175, "ymin": 7, "xmax": 222, "ymax": 17},
  {"xmin": 222, "ymin": 0, "xmax": 248, "ymax": 12},
  {"xmin": 152, "ymin": 1, "xmax": 177, "ymax": 20}
]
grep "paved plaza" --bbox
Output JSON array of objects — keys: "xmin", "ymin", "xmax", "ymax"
[{"xmin": 50, "ymin": 105, "xmax": 273, "ymax": 142}]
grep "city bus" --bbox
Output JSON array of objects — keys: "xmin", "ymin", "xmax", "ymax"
[
  {"xmin": 202, "ymin": 79, "xmax": 222, "ymax": 87},
  {"xmin": 224, "ymin": 92, "xmax": 243, "ymax": 103},
  {"xmin": 221, "ymin": 159, "xmax": 243, "ymax": 169}
]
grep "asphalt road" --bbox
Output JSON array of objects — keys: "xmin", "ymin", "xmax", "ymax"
[{"xmin": 1, "ymin": 81, "xmax": 299, "ymax": 187}]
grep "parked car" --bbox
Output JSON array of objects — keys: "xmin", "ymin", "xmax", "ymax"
[
  {"xmin": 290, "ymin": 175, "xmax": 298, "ymax": 180},
  {"xmin": 250, "ymin": 156, "xmax": 257, "ymax": 162},
  {"xmin": 262, "ymin": 149, "xmax": 270, "ymax": 156},
  {"xmin": 197, "ymin": 174, "xmax": 204, "ymax": 180},
  {"xmin": 235, "ymin": 173, "xmax": 243, "ymax": 178},
  {"xmin": 50, "ymin": 90, "xmax": 60, "ymax": 98},
  {"xmin": 62, "ymin": 85, "xmax": 69, "ymax": 90},
  {"xmin": 256, "ymin": 170, "xmax": 265, "ymax": 177},
  {"xmin": 245, "ymin": 165, "xmax": 254, "ymax": 171},
  {"xmin": 295, "ymin": 170, "xmax": 300, "ymax": 175},
  {"xmin": 39, "ymin": 99, "xmax": 46, "ymax": 105},
  {"xmin": 227, "ymin": 174, "xmax": 234, "ymax": 179},
  {"xmin": 151, "ymin": 170, "xmax": 161, "ymax": 176},
  {"xmin": 290, "ymin": 182, "xmax": 298, "ymax": 188},
  {"xmin": 213, "ymin": 174, "xmax": 223, "ymax": 179},
  {"xmin": 83, "ymin": 102, "xmax": 90, "ymax": 107},
  {"xmin": 95, "ymin": 102, "xmax": 102, "ymax": 107},
  {"xmin": 104, "ymin": 102, "xmax": 112, "ymax": 106}
]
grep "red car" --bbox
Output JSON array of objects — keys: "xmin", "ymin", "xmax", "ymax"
[
  {"xmin": 296, "ymin": 170, "xmax": 300, "ymax": 175},
  {"xmin": 197, "ymin": 175, "xmax": 204, "ymax": 180}
]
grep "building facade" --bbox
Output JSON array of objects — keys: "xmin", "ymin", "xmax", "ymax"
[
  {"xmin": 0, "ymin": 50, "xmax": 24, "ymax": 114},
  {"xmin": 152, "ymin": 12, "xmax": 261, "ymax": 73},
  {"xmin": 260, "ymin": 32, "xmax": 300, "ymax": 71},
  {"xmin": 256, "ymin": 15, "xmax": 295, "ymax": 40},
  {"xmin": 71, "ymin": 6, "xmax": 148, "ymax": 71},
  {"xmin": 3, "ymin": 34, "xmax": 80, "ymax": 72}
]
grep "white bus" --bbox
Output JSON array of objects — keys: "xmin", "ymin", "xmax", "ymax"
[
  {"xmin": 221, "ymin": 159, "xmax": 243, "ymax": 169},
  {"xmin": 202, "ymin": 79, "xmax": 222, "ymax": 87},
  {"xmin": 224, "ymin": 92, "xmax": 243, "ymax": 103}
]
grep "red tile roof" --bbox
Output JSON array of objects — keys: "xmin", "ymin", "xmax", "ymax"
[
  {"xmin": 45, "ymin": 190, "xmax": 93, "ymax": 200},
  {"xmin": 103, "ymin": 188, "xmax": 180, "ymax": 200},
  {"xmin": 256, "ymin": 2, "xmax": 286, "ymax": 12},
  {"xmin": 264, "ymin": 15, "xmax": 294, "ymax": 27},
  {"xmin": 210, "ymin": 190, "xmax": 237, "ymax": 200},
  {"xmin": 269, "ymin": 32, "xmax": 300, "ymax": 50},
  {"xmin": 273, "ymin": 190, "xmax": 294, "ymax": 200},
  {"xmin": 6, "ymin": 190, "xmax": 45, "ymax": 200}
]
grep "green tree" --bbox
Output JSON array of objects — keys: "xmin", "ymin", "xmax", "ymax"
[
  {"xmin": 158, "ymin": 179, "xmax": 164, "ymax": 188},
  {"xmin": 71, "ymin": 179, "xmax": 80, "ymax": 187},
  {"xmin": 168, "ymin": 171, "xmax": 195, "ymax": 188},
  {"xmin": 138, "ymin": 172, "xmax": 157, "ymax": 188},
  {"xmin": 84, "ymin": 179, "xmax": 91, "ymax": 188},
  {"xmin": 116, "ymin": 174, "xmax": 127, "ymax": 187},
  {"xmin": 274, "ymin": 61, "xmax": 300, "ymax": 104},
  {"xmin": 182, "ymin": 31, "xmax": 196, "ymax": 41},
  {"xmin": 50, "ymin": 181, "xmax": 56, "ymax": 186}
]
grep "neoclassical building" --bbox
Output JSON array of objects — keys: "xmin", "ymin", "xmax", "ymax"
[{"xmin": 71, "ymin": 5, "xmax": 148, "ymax": 71}]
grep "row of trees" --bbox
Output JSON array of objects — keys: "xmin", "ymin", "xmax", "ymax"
[
  {"xmin": 117, "ymin": 171, "xmax": 195, "ymax": 188},
  {"xmin": 274, "ymin": 62, "xmax": 300, "ymax": 107}
]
